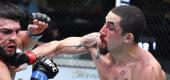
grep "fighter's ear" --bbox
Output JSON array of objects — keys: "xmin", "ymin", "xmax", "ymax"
[{"xmin": 123, "ymin": 33, "xmax": 134, "ymax": 43}]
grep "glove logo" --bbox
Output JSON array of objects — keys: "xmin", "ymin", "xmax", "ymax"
[{"xmin": 45, "ymin": 59, "xmax": 58, "ymax": 72}]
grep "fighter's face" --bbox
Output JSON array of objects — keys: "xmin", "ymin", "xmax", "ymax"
[
  {"xmin": 98, "ymin": 11, "xmax": 124, "ymax": 54},
  {"xmin": 0, "ymin": 18, "xmax": 20, "ymax": 57}
]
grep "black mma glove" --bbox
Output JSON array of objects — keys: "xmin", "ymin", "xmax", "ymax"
[
  {"xmin": 29, "ymin": 12, "xmax": 51, "ymax": 37},
  {"xmin": 31, "ymin": 56, "xmax": 58, "ymax": 79},
  {"xmin": 12, "ymin": 51, "xmax": 37, "ymax": 67},
  {"xmin": 31, "ymin": 12, "xmax": 51, "ymax": 23}
]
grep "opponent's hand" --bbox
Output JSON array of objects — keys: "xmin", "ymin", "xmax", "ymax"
[
  {"xmin": 12, "ymin": 51, "xmax": 37, "ymax": 67},
  {"xmin": 32, "ymin": 56, "xmax": 58, "ymax": 79},
  {"xmin": 81, "ymin": 32, "xmax": 100, "ymax": 48},
  {"xmin": 28, "ymin": 12, "xmax": 51, "ymax": 35}
]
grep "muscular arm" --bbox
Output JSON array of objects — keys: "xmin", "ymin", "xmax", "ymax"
[
  {"xmin": 31, "ymin": 32, "xmax": 100, "ymax": 57},
  {"xmin": 12, "ymin": 32, "xmax": 99, "ymax": 67},
  {"xmin": 31, "ymin": 37, "xmax": 89, "ymax": 57}
]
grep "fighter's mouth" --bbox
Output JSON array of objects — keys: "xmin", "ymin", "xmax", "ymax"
[
  {"xmin": 7, "ymin": 46, "xmax": 16, "ymax": 48},
  {"xmin": 6, "ymin": 45, "xmax": 16, "ymax": 51},
  {"xmin": 100, "ymin": 35, "xmax": 105, "ymax": 43}
]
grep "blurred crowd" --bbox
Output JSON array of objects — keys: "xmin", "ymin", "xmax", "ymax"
[{"xmin": 3, "ymin": 0, "xmax": 115, "ymax": 42}]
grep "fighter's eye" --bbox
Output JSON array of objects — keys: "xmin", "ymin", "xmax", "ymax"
[
  {"xmin": 0, "ymin": 29, "xmax": 13, "ymax": 35},
  {"xmin": 106, "ymin": 22, "xmax": 115, "ymax": 31},
  {"xmin": 15, "ymin": 29, "xmax": 20, "ymax": 34}
]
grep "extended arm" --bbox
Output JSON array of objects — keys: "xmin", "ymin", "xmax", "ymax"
[
  {"xmin": 12, "ymin": 32, "xmax": 99, "ymax": 67},
  {"xmin": 31, "ymin": 37, "xmax": 88, "ymax": 57},
  {"xmin": 32, "ymin": 32, "xmax": 100, "ymax": 57}
]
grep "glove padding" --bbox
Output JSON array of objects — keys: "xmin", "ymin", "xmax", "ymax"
[
  {"xmin": 12, "ymin": 51, "xmax": 37, "ymax": 67},
  {"xmin": 31, "ymin": 12, "xmax": 51, "ymax": 23},
  {"xmin": 33, "ymin": 56, "xmax": 59, "ymax": 79}
]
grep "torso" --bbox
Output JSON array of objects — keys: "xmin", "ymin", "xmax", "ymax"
[
  {"xmin": 90, "ymin": 47, "xmax": 165, "ymax": 80},
  {"xmin": 96, "ymin": 60, "xmax": 136, "ymax": 80}
]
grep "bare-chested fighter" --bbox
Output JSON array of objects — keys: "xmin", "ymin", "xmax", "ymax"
[{"xmin": 17, "ymin": 5, "xmax": 166, "ymax": 80}]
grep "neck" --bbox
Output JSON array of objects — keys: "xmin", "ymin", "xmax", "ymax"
[{"xmin": 111, "ymin": 44, "xmax": 139, "ymax": 65}]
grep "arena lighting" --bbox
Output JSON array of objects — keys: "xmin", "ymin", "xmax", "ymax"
[
  {"xmin": 115, "ymin": 0, "xmax": 131, "ymax": 6},
  {"xmin": 138, "ymin": 42, "xmax": 156, "ymax": 51}
]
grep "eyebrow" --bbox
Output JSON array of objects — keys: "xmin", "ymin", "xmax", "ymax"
[
  {"xmin": 105, "ymin": 21, "xmax": 114, "ymax": 25},
  {"xmin": 0, "ymin": 27, "xmax": 20, "ymax": 31}
]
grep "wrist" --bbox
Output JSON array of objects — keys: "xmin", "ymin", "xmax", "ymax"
[
  {"xmin": 25, "ymin": 51, "xmax": 37, "ymax": 64},
  {"xmin": 28, "ymin": 30, "xmax": 43, "ymax": 40}
]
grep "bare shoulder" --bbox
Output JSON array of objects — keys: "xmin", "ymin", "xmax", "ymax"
[
  {"xmin": 140, "ymin": 61, "xmax": 165, "ymax": 80},
  {"xmin": 144, "ymin": 51, "xmax": 164, "ymax": 73},
  {"xmin": 136, "ymin": 50, "xmax": 166, "ymax": 80},
  {"xmin": 148, "ymin": 58, "xmax": 166, "ymax": 80},
  {"xmin": 0, "ymin": 61, "xmax": 12, "ymax": 80}
]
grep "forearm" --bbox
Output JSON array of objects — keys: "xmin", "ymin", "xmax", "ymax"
[
  {"xmin": 57, "ymin": 37, "xmax": 89, "ymax": 55},
  {"xmin": 17, "ymin": 31, "xmax": 38, "ymax": 51},
  {"xmin": 31, "ymin": 41, "xmax": 60, "ymax": 58},
  {"xmin": 32, "ymin": 37, "xmax": 89, "ymax": 58}
]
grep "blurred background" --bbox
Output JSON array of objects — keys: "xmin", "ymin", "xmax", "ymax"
[{"xmin": 1, "ymin": 0, "xmax": 170, "ymax": 80}]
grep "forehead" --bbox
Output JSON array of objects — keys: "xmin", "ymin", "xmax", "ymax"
[
  {"xmin": 0, "ymin": 18, "xmax": 20, "ymax": 29},
  {"xmin": 106, "ymin": 11, "xmax": 121, "ymax": 23}
]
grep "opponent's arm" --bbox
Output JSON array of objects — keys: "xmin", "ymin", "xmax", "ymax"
[{"xmin": 17, "ymin": 12, "xmax": 50, "ymax": 51}]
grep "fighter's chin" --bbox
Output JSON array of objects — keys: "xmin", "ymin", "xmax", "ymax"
[
  {"xmin": 5, "ymin": 48, "xmax": 16, "ymax": 56},
  {"xmin": 6, "ymin": 51, "xmax": 15, "ymax": 56},
  {"xmin": 97, "ymin": 40, "xmax": 108, "ymax": 55},
  {"xmin": 0, "ymin": 48, "xmax": 17, "ymax": 64}
]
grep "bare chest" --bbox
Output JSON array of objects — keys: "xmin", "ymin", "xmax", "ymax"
[{"xmin": 97, "ymin": 63, "xmax": 138, "ymax": 80}]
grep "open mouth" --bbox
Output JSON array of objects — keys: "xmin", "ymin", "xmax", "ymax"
[{"xmin": 6, "ymin": 45, "xmax": 16, "ymax": 53}]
